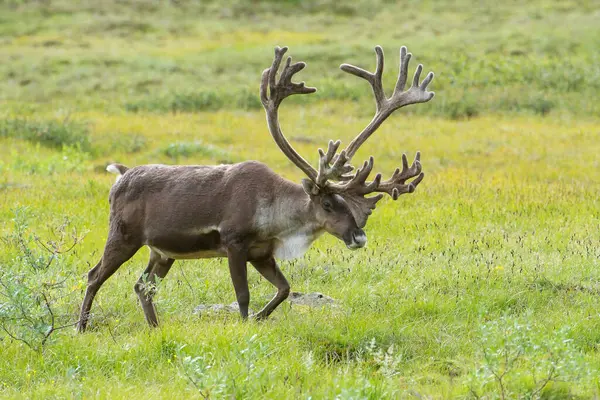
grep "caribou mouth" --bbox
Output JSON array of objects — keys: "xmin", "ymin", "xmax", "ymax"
[{"xmin": 346, "ymin": 230, "xmax": 367, "ymax": 250}]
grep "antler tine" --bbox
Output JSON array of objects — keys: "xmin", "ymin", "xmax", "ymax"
[
  {"xmin": 376, "ymin": 152, "xmax": 424, "ymax": 200},
  {"xmin": 328, "ymin": 156, "xmax": 381, "ymax": 195},
  {"xmin": 340, "ymin": 45, "xmax": 386, "ymax": 112},
  {"xmin": 261, "ymin": 46, "xmax": 320, "ymax": 182},
  {"xmin": 268, "ymin": 47, "xmax": 286, "ymax": 101},
  {"xmin": 340, "ymin": 45, "xmax": 435, "ymax": 160},
  {"xmin": 393, "ymin": 46, "xmax": 411, "ymax": 96},
  {"xmin": 329, "ymin": 151, "xmax": 424, "ymax": 201},
  {"xmin": 261, "ymin": 46, "xmax": 317, "ymax": 108},
  {"xmin": 316, "ymin": 140, "xmax": 354, "ymax": 186},
  {"xmin": 351, "ymin": 157, "xmax": 376, "ymax": 188}
]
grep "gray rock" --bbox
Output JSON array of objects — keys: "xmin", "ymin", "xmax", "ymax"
[
  {"xmin": 193, "ymin": 292, "xmax": 336, "ymax": 316},
  {"xmin": 288, "ymin": 292, "xmax": 335, "ymax": 307},
  {"xmin": 193, "ymin": 302, "xmax": 254, "ymax": 316}
]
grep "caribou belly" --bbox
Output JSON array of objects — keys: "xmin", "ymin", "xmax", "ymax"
[
  {"xmin": 148, "ymin": 246, "xmax": 225, "ymax": 260},
  {"xmin": 146, "ymin": 229, "xmax": 317, "ymax": 261},
  {"xmin": 146, "ymin": 229, "xmax": 225, "ymax": 260}
]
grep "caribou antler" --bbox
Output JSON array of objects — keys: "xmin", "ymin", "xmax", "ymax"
[
  {"xmin": 376, "ymin": 152, "xmax": 424, "ymax": 199},
  {"xmin": 261, "ymin": 45, "xmax": 433, "ymax": 227},
  {"xmin": 260, "ymin": 46, "xmax": 319, "ymax": 182},
  {"xmin": 326, "ymin": 45, "xmax": 432, "ymax": 195},
  {"xmin": 328, "ymin": 153, "xmax": 423, "ymax": 198},
  {"xmin": 261, "ymin": 47, "xmax": 356, "ymax": 186},
  {"xmin": 340, "ymin": 45, "xmax": 435, "ymax": 159},
  {"xmin": 318, "ymin": 45, "xmax": 433, "ymax": 226},
  {"xmin": 316, "ymin": 140, "xmax": 354, "ymax": 185}
]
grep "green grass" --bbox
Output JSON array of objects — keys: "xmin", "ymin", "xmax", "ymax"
[{"xmin": 1, "ymin": 0, "xmax": 600, "ymax": 398}]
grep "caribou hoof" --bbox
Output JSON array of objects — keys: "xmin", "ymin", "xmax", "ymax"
[{"xmin": 251, "ymin": 312, "xmax": 270, "ymax": 321}]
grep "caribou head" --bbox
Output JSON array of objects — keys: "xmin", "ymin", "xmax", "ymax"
[{"xmin": 77, "ymin": 45, "xmax": 435, "ymax": 332}]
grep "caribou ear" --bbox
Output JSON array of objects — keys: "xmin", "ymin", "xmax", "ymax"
[{"xmin": 301, "ymin": 179, "xmax": 320, "ymax": 196}]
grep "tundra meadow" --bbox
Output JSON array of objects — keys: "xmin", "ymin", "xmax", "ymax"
[{"xmin": 1, "ymin": 1, "xmax": 599, "ymax": 398}]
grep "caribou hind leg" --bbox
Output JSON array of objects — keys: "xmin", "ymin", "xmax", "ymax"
[
  {"xmin": 251, "ymin": 257, "xmax": 291, "ymax": 320},
  {"xmin": 78, "ymin": 231, "xmax": 141, "ymax": 332},
  {"xmin": 226, "ymin": 242, "xmax": 250, "ymax": 319},
  {"xmin": 134, "ymin": 250, "xmax": 175, "ymax": 327}
]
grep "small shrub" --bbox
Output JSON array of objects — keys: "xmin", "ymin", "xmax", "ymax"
[
  {"xmin": 0, "ymin": 118, "xmax": 91, "ymax": 151},
  {"xmin": 177, "ymin": 334, "xmax": 272, "ymax": 397},
  {"xmin": 317, "ymin": 79, "xmax": 364, "ymax": 102},
  {"xmin": 11, "ymin": 145, "xmax": 90, "ymax": 175},
  {"xmin": 171, "ymin": 91, "xmax": 224, "ymax": 113},
  {"xmin": 85, "ymin": 19, "xmax": 156, "ymax": 37},
  {"xmin": 178, "ymin": 349, "xmax": 227, "ymax": 398},
  {"xmin": 361, "ymin": 338, "xmax": 404, "ymax": 377},
  {"xmin": 126, "ymin": 88, "xmax": 264, "ymax": 113},
  {"xmin": 466, "ymin": 315, "xmax": 589, "ymax": 398},
  {"xmin": 125, "ymin": 91, "xmax": 225, "ymax": 113},
  {"xmin": 495, "ymin": 92, "xmax": 555, "ymax": 116},
  {"xmin": 0, "ymin": 208, "xmax": 85, "ymax": 353},
  {"xmin": 162, "ymin": 141, "xmax": 230, "ymax": 162},
  {"xmin": 234, "ymin": 88, "xmax": 263, "ymax": 110},
  {"xmin": 109, "ymin": 133, "xmax": 147, "ymax": 153},
  {"xmin": 525, "ymin": 96, "xmax": 554, "ymax": 116},
  {"xmin": 49, "ymin": 145, "xmax": 90, "ymax": 173},
  {"xmin": 440, "ymin": 94, "xmax": 480, "ymax": 120}
]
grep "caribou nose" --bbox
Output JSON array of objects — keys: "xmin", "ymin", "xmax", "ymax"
[{"xmin": 350, "ymin": 229, "xmax": 367, "ymax": 249}]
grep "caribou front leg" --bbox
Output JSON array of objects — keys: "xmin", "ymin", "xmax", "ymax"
[{"xmin": 251, "ymin": 257, "xmax": 291, "ymax": 320}]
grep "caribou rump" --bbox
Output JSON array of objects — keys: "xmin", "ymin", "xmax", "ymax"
[{"xmin": 77, "ymin": 45, "xmax": 435, "ymax": 332}]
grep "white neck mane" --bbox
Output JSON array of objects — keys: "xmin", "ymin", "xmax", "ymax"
[
  {"xmin": 254, "ymin": 184, "xmax": 324, "ymax": 260},
  {"xmin": 274, "ymin": 227, "xmax": 323, "ymax": 260}
]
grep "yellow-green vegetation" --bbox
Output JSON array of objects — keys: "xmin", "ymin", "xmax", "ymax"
[{"xmin": 1, "ymin": 0, "xmax": 599, "ymax": 398}]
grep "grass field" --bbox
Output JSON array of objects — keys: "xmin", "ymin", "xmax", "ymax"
[{"xmin": 1, "ymin": 1, "xmax": 599, "ymax": 398}]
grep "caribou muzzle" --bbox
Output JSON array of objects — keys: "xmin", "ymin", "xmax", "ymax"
[{"xmin": 345, "ymin": 228, "xmax": 367, "ymax": 250}]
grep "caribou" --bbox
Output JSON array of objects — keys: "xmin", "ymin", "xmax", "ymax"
[{"xmin": 77, "ymin": 45, "xmax": 435, "ymax": 332}]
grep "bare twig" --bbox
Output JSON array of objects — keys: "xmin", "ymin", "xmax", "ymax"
[
  {"xmin": 1, "ymin": 324, "xmax": 37, "ymax": 352},
  {"xmin": 180, "ymin": 362, "xmax": 210, "ymax": 399}
]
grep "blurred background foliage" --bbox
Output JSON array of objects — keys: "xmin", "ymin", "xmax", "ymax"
[{"xmin": 0, "ymin": 0, "xmax": 598, "ymax": 119}]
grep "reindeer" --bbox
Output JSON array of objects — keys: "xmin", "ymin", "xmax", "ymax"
[{"xmin": 77, "ymin": 45, "xmax": 435, "ymax": 332}]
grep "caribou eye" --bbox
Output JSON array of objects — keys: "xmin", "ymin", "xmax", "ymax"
[{"xmin": 322, "ymin": 200, "xmax": 333, "ymax": 212}]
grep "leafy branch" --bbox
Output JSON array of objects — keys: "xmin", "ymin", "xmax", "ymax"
[{"xmin": 0, "ymin": 208, "xmax": 86, "ymax": 353}]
